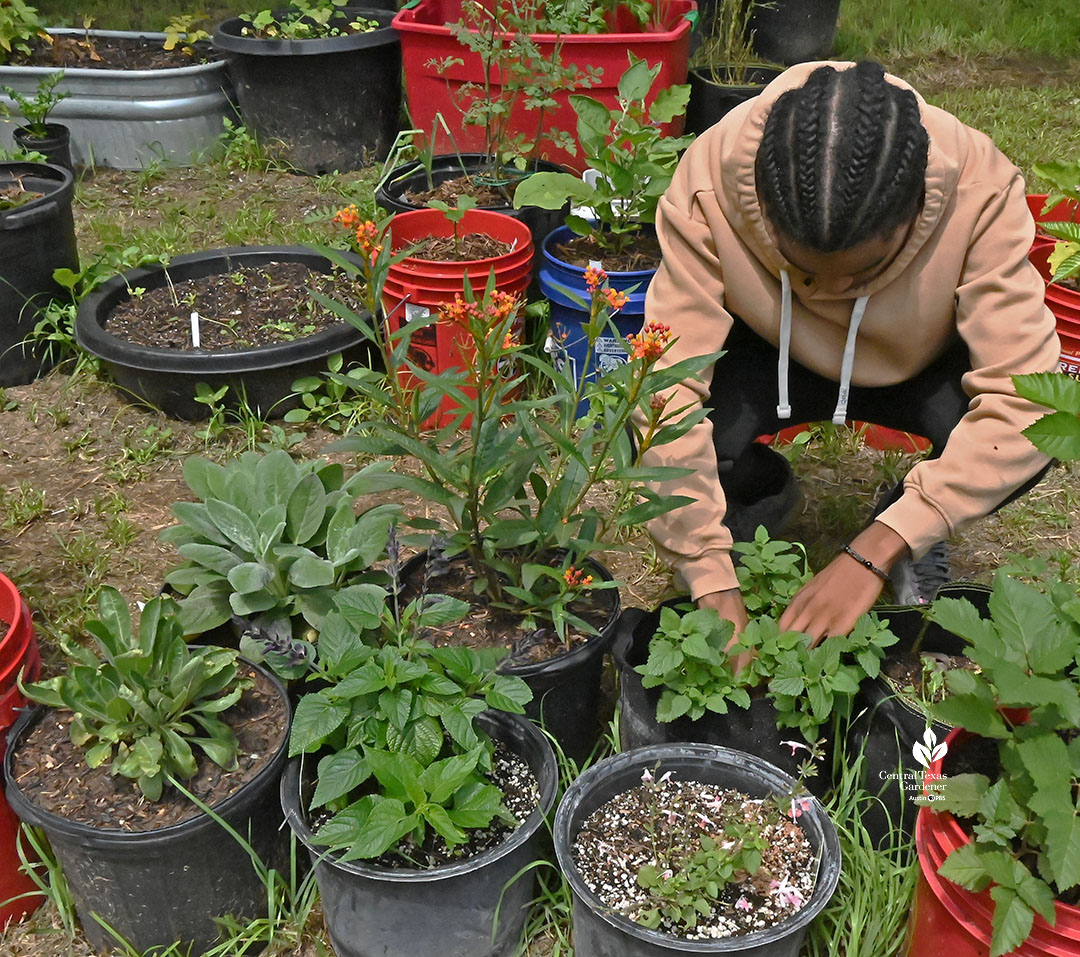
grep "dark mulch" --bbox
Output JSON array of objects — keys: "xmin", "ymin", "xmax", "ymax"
[
  {"xmin": 553, "ymin": 233, "xmax": 663, "ymax": 272},
  {"xmin": 0, "ymin": 183, "xmax": 40, "ymax": 208},
  {"xmin": 11, "ymin": 35, "xmax": 218, "ymax": 70},
  {"xmin": 103, "ymin": 262, "xmax": 363, "ymax": 351},
  {"xmin": 408, "ymin": 232, "xmax": 515, "ymax": 262},
  {"xmin": 9, "ymin": 663, "xmax": 288, "ymax": 832},
  {"xmin": 399, "ymin": 551, "xmax": 618, "ymax": 666},
  {"xmin": 405, "ymin": 174, "xmax": 513, "ymax": 209}
]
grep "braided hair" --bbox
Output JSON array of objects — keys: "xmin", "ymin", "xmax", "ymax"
[{"xmin": 755, "ymin": 61, "xmax": 929, "ymax": 253}]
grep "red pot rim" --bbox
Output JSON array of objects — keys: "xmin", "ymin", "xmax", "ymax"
[{"xmin": 388, "ymin": 208, "xmax": 533, "ymax": 263}]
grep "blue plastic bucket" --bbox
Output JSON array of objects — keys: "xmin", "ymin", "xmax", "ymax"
[{"xmin": 538, "ymin": 226, "xmax": 656, "ymax": 412}]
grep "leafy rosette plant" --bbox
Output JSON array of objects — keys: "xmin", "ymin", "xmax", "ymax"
[
  {"xmin": 512, "ymin": 55, "xmax": 694, "ymax": 257},
  {"xmin": 1032, "ymin": 159, "xmax": 1080, "ymax": 287},
  {"xmin": 239, "ymin": 0, "xmax": 378, "ymax": 39},
  {"xmin": 314, "ymin": 219, "xmax": 720, "ymax": 640},
  {"xmin": 19, "ymin": 587, "xmax": 251, "ymax": 801},
  {"xmin": 161, "ymin": 449, "xmax": 401, "ymax": 676},
  {"xmin": 637, "ymin": 531, "xmax": 897, "ymax": 740},
  {"xmin": 288, "ymin": 564, "xmax": 534, "ymax": 861},
  {"xmin": 927, "ymin": 572, "xmax": 1080, "ymax": 956}
]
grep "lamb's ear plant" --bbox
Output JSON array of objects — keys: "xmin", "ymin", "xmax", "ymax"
[
  {"xmin": 19, "ymin": 586, "xmax": 251, "ymax": 802},
  {"xmin": 926, "ymin": 571, "xmax": 1080, "ymax": 957},
  {"xmin": 160, "ymin": 449, "xmax": 401, "ymax": 675}
]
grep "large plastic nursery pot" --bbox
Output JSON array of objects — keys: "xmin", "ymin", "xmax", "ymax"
[
  {"xmin": 554, "ymin": 743, "xmax": 841, "ymax": 956},
  {"xmin": 539, "ymin": 225, "xmax": 653, "ymax": 415},
  {"xmin": 848, "ymin": 583, "xmax": 990, "ymax": 846},
  {"xmin": 281, "ymin": 709, "xmax": 558, "ymax": 957},
  {"xmin": 399, "ymin": 551, "xmax": 620, "ymax": 764},
  {"xmin": 3, "ymin": 661, "xmax": 292, "ymax": 955},
  {"xmin": 612, "ymin": 606, "xmax": 830, "ymax": 796},
  {"xmin": 392, "ymin": 0, "xmax": 694, "ymax": 173},
  {"xmin": 0, "ymin": 162, "xmax": 79, "ymax": 388},
  {"xmin": 75, "ymin": 245, "xmax": 372, "ymax": 420},
  {"xmin": 212, "ymin": 7, "xmax": 400, "ymax": 174},
  {"xmin": 0, "ymin": 30, "xmax": 237, "ymax": 170},
  {"xmin": 683, "ymin": 67, "xmax": 782, "ymax": 136},
  {"xmin": 1027, "ymin": 193, "xmax": 1079, "ymax": 252},
  {"xmin": 1030, "ymin": 241, "xmax": 1080, "ymax": 324},
  {"xmin": 904, "ymin": 728, "xmax": 1080, "ymax": 956},
  {"xmin": 746, "ymin": 0, "xmax": 841, "ymax": 65},
  {"xmin": 376, "ymin": 154, "xmax": 568, "ymax": 260}
]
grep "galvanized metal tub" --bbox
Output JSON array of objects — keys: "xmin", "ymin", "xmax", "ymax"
[{"xmin": 0, "ymin": 30, "xmax": 237, "ymax": 169}]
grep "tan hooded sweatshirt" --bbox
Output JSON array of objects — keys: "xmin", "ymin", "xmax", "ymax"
[{"xmin": 642, "ymin": 61, "xmax": 1060, "ymax": 599}]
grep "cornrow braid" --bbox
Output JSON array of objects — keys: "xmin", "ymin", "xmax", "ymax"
[{"xmin": 756, "ymin": 61, "xmax": 929, "ymax": 253}]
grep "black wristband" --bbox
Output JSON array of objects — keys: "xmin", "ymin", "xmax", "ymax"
[{"xmin": 841, "ymin": 543, "xmax": 890, "ymax": 583}]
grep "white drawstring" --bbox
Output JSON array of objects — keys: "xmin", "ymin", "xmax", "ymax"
[
  {"xmin": 832, "ymin": 295, "xmax": 870, "ymax": 424},
  {"xmin": 776, "ymin": 270, "xmax": 793, "ymax": 419}
]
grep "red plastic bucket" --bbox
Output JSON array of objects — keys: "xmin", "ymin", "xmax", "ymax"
[
  {"xmin": 758, "ymin": 422, "xmax": 931, "ymax": 453},
  {"xmin": 905, "ymin": 729, "xmax": 1080, "ymax": 956},
  {"xmin": 0, "ymin": 575, "xmax": 32, "ymax": 660},
  {"xmin": 0, "ymin": 665, "xmax": 44, "ymax": 927},
  {"xmin": 1029, "ymin": 242, "xmax": 1080, "ymax": 324},
  {"xmin": 1060, "ymin": 352, "xmax": 1080, "ymax": 379},
  {"xmin": 392, "ymin": 0, "xmax": 694, "ymax": 173}
]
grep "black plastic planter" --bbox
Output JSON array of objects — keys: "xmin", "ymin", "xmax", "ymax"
[
  {"xmin": 684, "ymin": 67, "xmax": 783, "ymax": 136},
  {"xmin": 848, "ymin": 583, "xmax": 991, "ymax": 846},
  {"xmin": 0, "ymin": 161, "xmax": 78, "ymax": 387},
  {"xmin": 3, "ymin": 661, "xmax": 292, "ymax": 955},
  {"xmin": 13, "ymin": 123, "xmax": 74, "ymax": 173},
  {"xmin": 281, "ymin": 710, "xmax": 557, "ymax": 957},
  {"xmin": 747, "ymin": 0, "xmax": 841, "ymax": 65},
  {"xmin": 613, "ymin": 605, "xmax": 831, "ymax": 796},
  {"xmin": 212, "ymin": 7, "xmax": 401, "ymax": 174},
  {"xmin": 401, "ymin": 551, "xmax": 620, "ymax": 765},
  {"xmin": 377, "ymin": 154, "xmax": 568, "ymax": 257},
  {"xmin": 75, "ymin": 245, "xmax": 373, "ymax": 420},
  {"xmin": 554, "ymin": 744, "xmax": 841, "ymax": 956}
]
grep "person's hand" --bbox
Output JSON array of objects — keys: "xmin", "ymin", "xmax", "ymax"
[
  {"xmin": 697, "ymin": 588, "xmax": 752, "ymax": 673},
  {"xmin": 778, "ymin": 522, "xmax": 909, "ymax": 645}
]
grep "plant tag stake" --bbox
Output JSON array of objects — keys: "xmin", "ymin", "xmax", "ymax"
[
  {"xmin": 190, "ymin": 311, "xmax": 201, "ymax": 348},
  {"xmin": 589, "ymin": 258, "xmax": 604, "ymax": 271}
]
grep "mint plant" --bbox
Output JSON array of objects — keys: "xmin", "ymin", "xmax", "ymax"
[
  {"xmin": 733, "ymin": 525, "xmax": 811, "ymax": 618},
  {"xmin": 160, "ymin": 449, "xmax": 400, "ymax": 675},
  {"xmin": 20, "ymin": 587, "xmax": 251, "ymax": 801},
  {"xmin": 927, "ymin": 572, "xmax": 1080, "ymax": 957},
  {"xmin": 288, "ymin": 565, "xmax": 534, "ymax": 861},
  {"xmin": 513, "ymin": 55, "xmax": 694, "ymax": 257}
]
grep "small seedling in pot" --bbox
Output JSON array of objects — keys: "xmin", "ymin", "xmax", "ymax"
[
  {"xmin": 428, "ymin": 194, "xmax": 478, "ymax": 258},
  {"xmin": 1, "ymin": 71, "xmax": 68, "ymax": 138}
]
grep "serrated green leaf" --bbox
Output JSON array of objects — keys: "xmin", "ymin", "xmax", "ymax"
[{"xmin": 289, "ymin": 692, "xmax": 350, "ymax": 756}]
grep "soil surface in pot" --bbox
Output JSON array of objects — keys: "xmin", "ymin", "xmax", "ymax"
[
  {"xmin": 883, "ymin": 651, "xmax": 976, "ymax": 707},
  {"xmin": 103, "ymin": 262, "xmax": 363, "ymax": 351},
  {"xmin": 399, "ymin": 552, "xmax": 617, "ymax": 666},
  {"xmin": 574, "ymin": 774, "xmax": 816, "ymax": 939},
  {"xmin": 405, "ymin": 172, "xmax": 527, "ymax": 209},
  {"xmin": 0, "ymin": 181, "xmax": 41, "ymax": 209},
  {"xmin": 554, "ymin": 233, "xmax": 662, "ymax": 272},
  {"xmin": 10, "ymin": 663, "xmax": 287, "ymax": 832},
  {"xmin": 408, "ymin": 233, "xmax": 514, "ymax": 262},
  {"xmin": 11, "ymin": 35, "xmax": 217, "ymax": 69},
  {"xmin": 310, "ymin": 740, "xmax": 539, "ymax": 869}
]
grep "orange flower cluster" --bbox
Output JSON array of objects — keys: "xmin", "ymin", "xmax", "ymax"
[
  {"xmin": 332, "ymin": 207, "xmax": 383, "ymax": 261},
  {"xmin": 332, "ymin": 205, "xmax": 361, "ymax": 230},
  {"xmin": 584, "ymin": 266, "xmax": 607, "ymax": 292},
  {"xmin": 563, "ymin": 566, "xmax": 594, "ymax": 588},
  {"xmin": 602, "ymin": 287, "xmax": 629, "ymax": 312},
  {"xmin": 438, "ymin": 290, "xmax": 519, "ymax": 328},
  {"xmin": 627, "ymin": 321, "xmax": 671, "ymax": 361}
]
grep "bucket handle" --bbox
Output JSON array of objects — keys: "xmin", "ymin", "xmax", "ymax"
[{"xmin": 0, "ymin": 201, "xmax": 59, "ymax": 230}]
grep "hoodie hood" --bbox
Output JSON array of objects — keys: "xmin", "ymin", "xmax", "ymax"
[{"xmin": 707, "ymin": 61, "xmax": 965, "ymax": 299}]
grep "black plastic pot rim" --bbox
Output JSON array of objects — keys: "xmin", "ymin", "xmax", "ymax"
[
  {"xmin": 13, "ymin": 122, "xmax": 69, "ymax": 141},
  {"xmin": 281, "ymin": 710, "xmax": 556, "ymax": 883},
  {"xmin": 554, "ymin": 743, "xmax": 841, "ymax": 952},
  {"xmin": 212, "ymin": 9, "xmax": 398, "ymax": 56},
  {"xmin": 379, "ymin": 154, "xmax": 562, "ymax": 198},
  {"xmin": 75, "ymin": 245, "xmax": 369, "ymax": 373},
  {"xmin": 689, "ymin": 65, "xmax": 781, "ymax": 88},
  {"xmin": 0, "ymin": 161, "xmax": 74, "ymax": 220},
  {"xmin": 4, "ymin": 656, "xmax": 291, "ymax": 848}
]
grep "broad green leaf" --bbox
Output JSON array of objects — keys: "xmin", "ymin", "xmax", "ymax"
[
  {"xmin": 288, "ymin": 555, "xmax": 336, "ymax": 588},
  {"xmin": 512, "ymin": 171, "xmax": 596, "ymax": 211},
  {"xmin": 289, "ymin": 692, "xmax": 350, "ymax": 756},
  {"xmin": 182, "ymin": 456, "xmax": 227, "ymax": 501},
  {"xmin": 656, "ymin": 690, "xmax": 691, "ymax": 722},
  {"xmin": 988, "ymin": 886, "xmax": 1034, "ymax": 957},
  {"xmin": 177, "ymin": 543, "xmax": 244, "ymax": 577},
  {"xmin": 312, "ymin": 749, "xmax": 370, "ymax": 808},
  {"xmin": 1012, "ymin": 371, "xmax": 1080, "ymax": 416},
  {"xmin": 1021, "ymin": 412, "xmax": 1080, "ymax": 461},
  {"xmin": 286, "ymin": 473, "xmax": 327, "ymax": 545},
  {"xmin": 205, "ymin": 499, "xmax": 259, "ymax": 553},
  {"xmin": 938, "ymin": 842, "xmax": 990, "ymax": 890},
  {"xmin": 227, "ymin": 561, "xmax": 274, "ymax": 594}
]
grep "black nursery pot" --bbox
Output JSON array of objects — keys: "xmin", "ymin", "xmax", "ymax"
[
  {"xmin": 684, "ymin": 67, "xmax": 783, "ymax": 136},
  {"xmin": 554, "ymin": 744, "xmax": 842, "ymax": 957},
  {"xmin": 0, "ymin": 161, "xmax": 78, "ymax": 387},
  {"xmin": 613, "ymin": 604, "xmax": 831, "ymax": 797},
  {"xmin": 3, "ymin": 661, "xmax": 292, "ymax": 955},
  {"xmin": 848, "ymin": 583, "xmax": 990, "ymax": 846},
  {"xmin": 75, "ymin": 245, "xmax": 373, "ymax": 420},
  {"xmin": 281, "ymin": 710, "xmax": 558, "ymax": 957},
  {"xmin": 747, "ymin": 0, "xmax": 841, "ymax": 65},
  {"xmin": 377, "ymin": 154, "xmax": 568, "ymax": 256},
  {"xmin": 212, "ymin": 7, "xmax": 401, "ymax": 174},
  {"xmin": 13, "ymin": 123, "xmax": 74, "ymax": 173}
]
